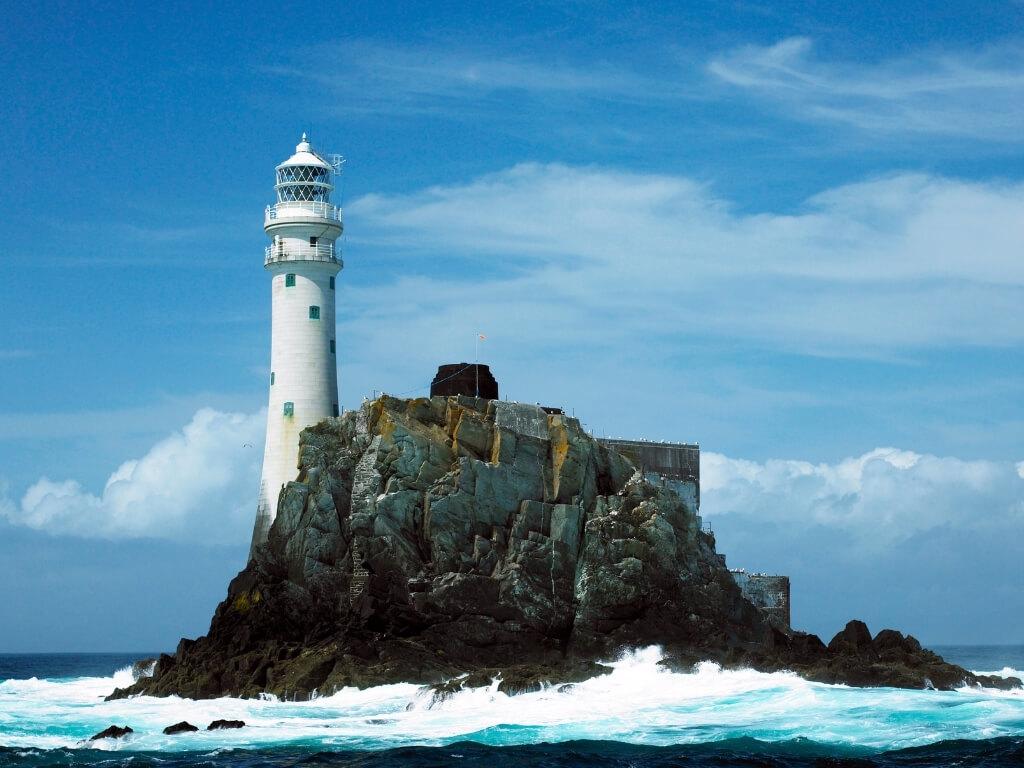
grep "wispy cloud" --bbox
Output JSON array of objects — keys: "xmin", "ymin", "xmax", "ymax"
[
  {"xmin": 344, "ymin": 163, "xmax": 1024, "ymax": 361},
  {"xmin": 265, "ymin": 36, "xmax": 1024, "ymax": 144},
  {"xmin": 708, "ymin": 37, "xmax": 1024, "ymax": 140},
  {"xmin": 264, "ymin": 39, "xmax": 658, "ymax": 117}
]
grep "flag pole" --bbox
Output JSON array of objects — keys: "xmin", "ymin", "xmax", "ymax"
[{"xmin": 475, "ymin": 333, "xmax": 479, "ymax": 397}]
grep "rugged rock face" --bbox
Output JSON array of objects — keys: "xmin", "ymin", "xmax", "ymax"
[{"xmin": 111, "ymin": 396, "xmax": 1019, "ymax": 700}]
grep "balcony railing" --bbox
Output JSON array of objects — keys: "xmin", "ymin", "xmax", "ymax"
[
  {"xmin": 264, "ymin": 242, "xmax": 341, "ymax": 266},
  {"xmin": 265, "ymin": 201, "xmax": 342, "ymax": 224}
]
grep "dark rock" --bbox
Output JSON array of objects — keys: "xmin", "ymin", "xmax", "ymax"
[
  {"xmin": 496, "ymin": 662, "xmax": 612, "ymax": 696},
  {"xmin": 163, "ymin": 721, "xmax": 199, "ymax": 735},
  {"xmin": 424, "ymin": 678, "xmax": 466, "ymax": 708},
  {"xmin": 828, "ymin": 620, "xmax": 875, "ymax": 655},
  {"xmin": 89, "ymin": 725, "xmax": 133, "ymax": 740},
  {"xmin": 131, "ymin": 658, "xmax": 157, "ymax": 680},
  {"xmin": 974, "ymin": 673, "xmax": 1023, "ymax": 690},
  {"xmin": 207, "ymin": 719, "xmax": 245, "ymax": 730},
  {"xmin": 110, "ymin": 396, "xmax": 1021, "ymax": 700}
]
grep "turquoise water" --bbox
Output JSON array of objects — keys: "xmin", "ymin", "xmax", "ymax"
[{"xmin": 0, "ymin": 646, "xmax": 1021, "ymax": 766}]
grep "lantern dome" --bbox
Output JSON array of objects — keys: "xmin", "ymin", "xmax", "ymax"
[{"xmin": 275, "ymin": 133, "xmax": 334, "ymax": 203}]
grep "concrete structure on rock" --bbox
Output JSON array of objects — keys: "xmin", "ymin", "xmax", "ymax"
[
  {"xmin": 600, "ymin": 438, "xmax": 701, "ymax": 511},
  {"xmin": 730, "ymin": 570, "xmax": 791, "ymax": 630},
  {"xmin": 251, "ymin": 135, "xmax": 344, "ymax": 557}
]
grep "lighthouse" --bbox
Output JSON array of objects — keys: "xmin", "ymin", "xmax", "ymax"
[{"xmin": 250, "ymin": 134, "xmax": 344, "ymax": 556}]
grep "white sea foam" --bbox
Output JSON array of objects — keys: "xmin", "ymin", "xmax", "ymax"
[
  {"xmin": 1, "ymin": 647, "xmax": 1022, "ymax": 753},
  {"xmin": 973, "ymin": 666, "xmax": 1024, "ymax": 679}
]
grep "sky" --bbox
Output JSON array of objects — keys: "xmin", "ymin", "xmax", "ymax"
[{"xmin": 0, "ymin": 0, "xmax": 1022, "ymax": 651}]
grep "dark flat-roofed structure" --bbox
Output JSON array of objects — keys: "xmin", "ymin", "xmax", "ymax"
[{"xmin": 429, "ymin": 363, "xmax": 499, "ymax": 400}]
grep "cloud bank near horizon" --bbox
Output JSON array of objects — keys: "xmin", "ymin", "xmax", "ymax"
[
  {"xmin": 702, "ymin": 447, "xmax": 1024, "ymax": 549},
  {"xmin": 3, "ymin": 407, "xmax": 1021, "ymax": 552},
  {"xmin": 0, "ymin": 409, "xmax": 264, "ymax": 545}
]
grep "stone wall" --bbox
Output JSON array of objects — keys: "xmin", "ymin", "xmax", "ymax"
[
  {"xmin": 599, "ymin": 439, "xmax": 700, "ymax": 508},
  {"xmin": 730, "ymin": 570, "xmax": 791, "ymax": 630}
]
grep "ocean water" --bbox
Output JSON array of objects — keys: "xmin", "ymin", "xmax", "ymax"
[{"xmin": 0, "ymin": 646, "xmax": 1021, "ymax": 767}]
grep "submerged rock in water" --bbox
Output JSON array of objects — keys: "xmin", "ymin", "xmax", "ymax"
[
  {"xmin": 89, "ymin": 725, "xmax": 133, "ymax": 740},
  {"xmin": 106, "ymin": 396, "xmax": 1022, "ymax": 700},
  {"xmin": 207, "ymin": 719, "xmax": 245, "ymax": 730},
  {"xmin": 163, "ymin": 721, "xmax": 199, "ymax": 735}
]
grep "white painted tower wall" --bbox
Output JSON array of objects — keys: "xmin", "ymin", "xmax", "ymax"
[{"xmin": 251, "ymin": 135, "xmax": 343, "ymax": 556}]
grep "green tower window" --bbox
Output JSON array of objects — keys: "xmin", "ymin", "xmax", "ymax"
[
  {"xmin": 270, "ymin": 371, "xmax": 275, "ymax": 385},
  {"xmin": 285, "ymin": 273, "xmax": 296, "ymax": 287},
  {"xmin": 330, "ymin": 339, "xmax": 336, "ymax": 354},
  {"xmin": 283, "ymin": 401, "xmax": 294, "ymax": 416},
  {"xmin": 329, "ymin": 276, "xmax": 335, "ymax": 289},
  {"xmin": 333, "ymin": 403, "xmax": 339, "ymax": 417},
  {"xmin": 309, "ymin": 305, "xmax": 320, "ymax": 320}
]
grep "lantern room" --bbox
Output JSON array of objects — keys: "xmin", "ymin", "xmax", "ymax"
[{"xmin": 275, "ymin": 133, "xmax": 334, "ymax": 203}]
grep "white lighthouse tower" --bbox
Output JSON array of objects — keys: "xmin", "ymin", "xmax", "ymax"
[{"xmin": 250, "ymin": 134, "xmax": 344, "ymax": 556}]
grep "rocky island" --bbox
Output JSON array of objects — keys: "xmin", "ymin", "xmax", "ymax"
[{"xmin": 111, "ymin": 394, "xmax": 1019, "ymax": 700}]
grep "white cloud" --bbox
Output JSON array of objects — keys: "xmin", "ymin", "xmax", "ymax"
[
  {"xmin": 708, "ymin": 37, "xmax": 1024, "ymax": 140},
  {"xmin": 1, "ymin": 409, "xmax": 264, "ymax": 544},
  {"xmin": 344, "ymin": 163, "xmax": 1024, "ymax": 361},
  {"xmin": 5, "ymin": 404, "xmax": 1020, "ymax": 561},
  {"xmin": 265, "ymin": 41, "xmax": 648, "ymax": 117},
  {"xmin": 266, "ymin": 36, "xmax": 1024, "ymax": 142},
  {"xmin": 702, "ymin": 447, "xmax": 1024, "ymax": 547}
]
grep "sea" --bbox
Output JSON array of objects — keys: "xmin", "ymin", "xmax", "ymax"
[{"xmin": 0, "ymin": 646, "xmax": 1022, "ymax": 767}]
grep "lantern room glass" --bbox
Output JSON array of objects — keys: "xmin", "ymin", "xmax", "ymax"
[{"xmin": 275, "ymin": 165, "xmax": 333, "ymax": 203}]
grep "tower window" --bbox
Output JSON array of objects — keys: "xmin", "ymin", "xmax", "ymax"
[
  {"xmin": 283, "ymin": 401, "xmax": 294, "ymax": 416},
  {"xmin": 285, "ymin": 273, "xmax": 296, "ymax": 287},
  {"xmin": 330, "ymin": 339, "xmax": 336, "ymax": 354},
  {"xmin": 270, "ymin": 372, "xmax": 275, "ymax": 385},
  {"xmin": 333, "ymin": 403, "xmax": 339, "ymax": 417},
  {"xmin": 309, "ymin": 306, "xmax": 320, "ymax": 320},
  {"xmin": 329, "ymin": 276, "xmax": 335, "ymax": 290},
  {"xmin": 309, "ymin": 236, "xmax": 318, "ymax": 247}
]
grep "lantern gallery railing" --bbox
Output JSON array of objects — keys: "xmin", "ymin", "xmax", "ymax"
[
  {"xmin": 265, "ymin": 201, "xmax": 342, "ymax": 224},
  {"xmin": 264, "ymin": 242, "xmax": 341, "ymax": 266}
]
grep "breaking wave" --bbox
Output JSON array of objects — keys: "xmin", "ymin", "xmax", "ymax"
[{"xmin": 1, "ymin": 646, "xmax": 1022, "ymax": 759}]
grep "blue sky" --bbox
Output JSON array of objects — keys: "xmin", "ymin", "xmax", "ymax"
[{"xmin": 1, "ymin": 0, "xmax": 1022, "ymax": 651}]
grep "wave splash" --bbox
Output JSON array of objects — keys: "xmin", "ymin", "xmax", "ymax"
[{"xmin": 0, "ymin": 647, "xmax": 1021, "ymax": 753}]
